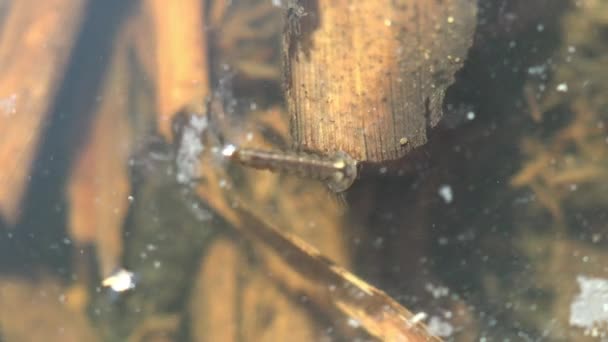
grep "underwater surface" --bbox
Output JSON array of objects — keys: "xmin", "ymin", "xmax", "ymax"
[{"xmin": 0, "ymin": 0, "xmax": 607, "ymax": 341}]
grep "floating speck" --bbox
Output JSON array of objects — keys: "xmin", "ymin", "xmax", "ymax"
[
  {"xmin": 527, "ymin": 64, "xmax": 547, "ymax": 76},
  {"xmin": 221, "ymin": 144, "xmax": 237, "ymax": 157},
  {"xmin": 447, "ymin": 16, "xmax": 454, "ymax": 24},
  {"xmin": 438, "ymin": 184, "xmax": 453, "ymax": 203},
  {"xmin": 347, "ymin": 318, "xmax": 361, "ymax": 328},
  {"xmin": 428, "ymin": 316, "xmax": 454, "ymax": 337},
  {"xmin": 570, "ymin": 276, "xmax": 608, "ymax": 335},
  {"xmin": 411, "ymin": 312, "xmax": 428, "ymax": 324},
  {"xmin": 102, "ymin": 269, "xmax": 136, "ymax": 292},
  {"xmin": 556, "ymin": 83, "xmax": 569, "ymax": 92},
  {"xmin": 466, "ymin": 111, "xmax": 476, "ymax": 120}
]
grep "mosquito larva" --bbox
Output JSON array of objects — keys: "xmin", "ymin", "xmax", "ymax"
[{"xmin": 221, "ymin": 145, "xmax": 358, "ymax": 192}]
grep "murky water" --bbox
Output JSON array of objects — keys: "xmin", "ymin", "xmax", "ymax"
[{"xmin": 0, "ymin": 0, "xmax": 607, "ymax": 341}]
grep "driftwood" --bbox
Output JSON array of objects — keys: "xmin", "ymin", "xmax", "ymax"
[
  {"xmin": 185, "ymin": 101, "xmax": 441, "ymax": 340},
  {"xmin": 0, "ymin": 0, "xmax": 87, "ymax": 224},
  {"xmin": 284, "ymin": 0, "xmax": 477, "ymax": 164},
  {"xmin": 194, "ymin": 178, "xmax": 441, "ymax": 341},
  {"xmin": 139, "ymin": 0, "xmax": 210, "ymax": 142},
  {"xmin": 67, "ymin": 30, "xmax": 132, "ymax": 279}
]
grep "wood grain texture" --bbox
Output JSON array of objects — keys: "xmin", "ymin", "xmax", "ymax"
[
  {"xmin": 0, "ymin": 0, "xmax": 87, "ymax": 224},
  {"xmin": 284, "ymin": 0, "xmax": 477, "ymax": 163}
]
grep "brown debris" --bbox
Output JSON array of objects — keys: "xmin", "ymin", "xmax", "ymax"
[
  {"xmin": 511, "ymin": 100, "xmax": 607, "ymax": 222},
  {"xmin": 191, "ymin": 238, "xmax": 318, "ymax": 342},
  {"xmin": 139, "ymin": 0, "xmax": 210, "ymax": 141},
  {"xmin": 210, "ymin": 0, "xmax": 282, "ymax": 81},
  {"xmin": 67, "ymin": 32, "xmax": 132, "ymax": 278},
  {"xmin": 190, "ymin": 239, "xmax": 240, "ymax": 342},
  {"xmin": 188, "ymin": 101, "xmax": 441, "ymax": 340},
  {"xmin": 0, "ymin": 277, "xmax": 99, "ymax": 342},
  {"xmin": 284, "ymin": 0, "xmax": 477, "ymax": 163},
  {"xmin": 0, "ymin": 0, "xmax": 87, "ymax": 224}
]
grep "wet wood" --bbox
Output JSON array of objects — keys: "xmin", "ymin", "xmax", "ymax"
[
  {"xmin": 229, "ymin": 199, "xmax": 441, "ymax": 341},
  {"xmin": 67, "ymin": 33, "xmax": 132, "ymax": 278},
  {"xmin": 284, "ymin": 0, "xmax": 477, "ymax": 164},
  {"xmin": 140, "ymin": 0, "xmax": 210, "ymax": 142},
  {"xmin": 191, "ymin": 237, "xmax": 317, "ymax": 342},
  {"xmin": 189, "ymin": 106, "xmax": 348, "ymax": 341},
  {"xmin": 187, "ymin": 105, "xmax": 440, "ymax": 341},
  {"xmin": 0, "ymin": 277, "xmax": 99, "ymax": 342},
  {"xmin": 0, "ymin": 0, "xmax": 87, "ymax": 224},
  {"xmin": 191, "ymin": 239, "xmax": 239, "ymax": 342}
]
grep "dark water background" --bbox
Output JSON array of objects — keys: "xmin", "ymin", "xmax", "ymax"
[{"xmin": 1, "ymin": 0, "xmax": 607, "ymax": 341}]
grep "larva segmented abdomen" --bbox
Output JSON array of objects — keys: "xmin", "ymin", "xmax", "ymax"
[{"xmin": 222, "ymin": 145, "xmax": 358, "ymax": 192}]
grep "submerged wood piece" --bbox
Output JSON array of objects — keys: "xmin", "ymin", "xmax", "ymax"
[
  {"xmin": 188, "ymin": 105, "xmax": 349, "ymax": 340},
  {"xmin": 186, "ymin": 105, "xmax": 439, "ymax": 340},
  {"xmin": 140, "ymin": 0, "xmax": 210, "ymax": 141},
  {"xmin": 0, "ymin": 0, "xmax": 87, "ymax": 224},
  {"xmin": 191, "ymin": 239, "xmax": 239, "ymax": 342},
  {"xmin": 284, "ymin": 0, "xmax": 477, "ymax": 163},
  {"xmin": 215, "ymin": 194, "xmax": 441, "ymax": 341},
  {"xmin": 67, "ymin": 34, "xmax": 131, "ymax": 278},
  {"xmin": 0, "ymin": 277, "xmax": 99, "ymax": 342},
  {"xmin": 191, "ymin": 238, "xmax": 318, "ymax": 342}
]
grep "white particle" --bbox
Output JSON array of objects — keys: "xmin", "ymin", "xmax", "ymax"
[
  {"xmin": 384, "ymin": 18, "xmax": 392, "ymax": 26},
  {"xmin": 466, "ymin": 111, "xmax": 476, "ymax": 120},
  {"xmin": 537, "ymin": 24, "xmax": 544, "ymax": 32},
  {"xmin": 102, "ymin": 269, "xmax": 136, "ymax": 292},
  {"xmin": 438, "ymin": 185, "xmax": 453, "ymax": 203},
  {"xmin": 221, "ymin": 144, "xmax": 237, "ymax": 157},
  {"xmin": 347, "ymin": 318, "xmax": 360, "ymax": 328},
  {"xmin": 411, "ymin": 312, "xmax": 428, "ymax": 324},
  {"xmin": 556, "ymin": 83, "xmax": 568, "ymax": 92},
  {"xmin": 570, "ymin": 276, "xmax": 608, "ymax": 333},
  {"xmin": 527, "ymin": 64, "xmax": 547, "ymax": 76},
  {"xmin": 427, "ymin": 316, "xmax": 454, "ymax": 337}
]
